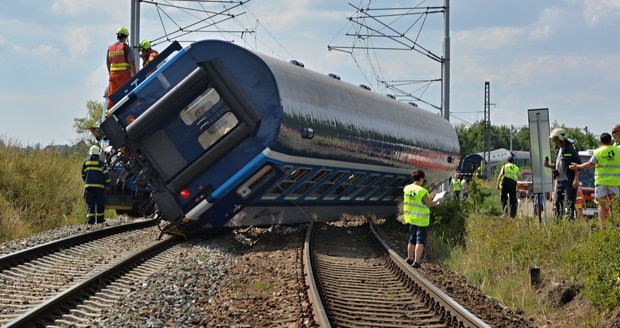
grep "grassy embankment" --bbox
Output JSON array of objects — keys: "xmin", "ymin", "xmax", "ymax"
[
  {"xmin": 429, "ymin": 177, "xmax": 620, "ymax": 326},
  {"xmin": 2, "ymin": 141, "xmax": 619, "ymax": 324},
  {"xmin": 0, "ymin": 140, "xmax": 87, "ymax": 241}
]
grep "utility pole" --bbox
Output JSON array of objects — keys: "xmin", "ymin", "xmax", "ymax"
[
  {"xmin": 510, "ymin": 124, "xmax": 513, "ymax": 152},
  {"xmin": 483, "ymin": 81, "xmax": 491, "ymax": 178},
  {"xmin": 129, "ymin": 0, "xmax": 141, "ymax": 67},
  {"xmin": 442, "ymin": 0, "xmax": 450, "ymax": 122}
]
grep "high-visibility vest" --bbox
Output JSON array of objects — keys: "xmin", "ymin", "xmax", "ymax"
[
  {"xmin": 108, "ymin": 42, "xmax": 130, "ymax": 72},
  {"xmin": 451, "ymin": 178, "xmax": 461, "ymax": 191},
  {"xmin": 593, "ymin": 145, "xmax": 620, "ymax": 186},
  {"xmin": 142, "ymin": 49, "xmax": 159, "ymax": 68},
  {"xmin": 403, "ymin": 183, "xmax": 430, "ymax": 227},
  {"xmin": 502, "ymin": 163, "xmax": 519, "ymax": 182}
]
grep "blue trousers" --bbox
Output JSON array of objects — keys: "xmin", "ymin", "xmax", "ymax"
[{"xmin": 85, "ymin": 188, "xmax": 106, "ymax": 224}]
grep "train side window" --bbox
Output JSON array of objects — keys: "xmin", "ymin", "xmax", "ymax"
[
  {"xmin": 359, "ymin": 175, "xmax": 392, "ymax": 200},
  {"xmin": 324, "ymin": 172, "xmax": 364, "ymax": 200},
  {"xmin": 236, "ymin": 166, "xmax": 274, "ymax": 199},
  {"xmin": 307, "ymin": 171, "xmax": 347, "ymax": 200},
  {"xmin": 286, "ymin": 169, "xmax": 331, "ymax": 200},
  {"xmin": 341, "ymin": 174, "xmax": 378, "ymax": 200},
  {"xmin": 369, "ymin": 175, "xmax": 395, "ymax": 200},
  {"xmin": 197, "ymin": 112, "xmax": 239, "ymax": 149},
  {"xmin": 180, "ymin": 88, "xmax": 221, "ymax": 125},
  {"xmin": 262, "ymin": 167, "xmax": 311, "ymax": 199},
  {"xmin": 381, "ymin": 176, "xmax": 408, "ymax": 201}
]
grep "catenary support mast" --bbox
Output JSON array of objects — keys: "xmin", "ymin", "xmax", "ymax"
[
  {"xmin": 130, "ymin": 0, "xmax": 141, "ymax": 67},
  {"xmin": 442, "ymin": 0, "xmax": 450, "ymax": 122}
]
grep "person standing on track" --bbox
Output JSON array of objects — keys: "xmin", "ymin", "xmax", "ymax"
[
  {"xmin": 106, "ymin": 27, "xmax": 136, "ymax": 113},
  {"xmin": 82, "ymin": 145, "xmax": 110, "ymax": 224},
  {"xmin": 402, "ymin": 169, "xmax": 444, "ymax": 269},
  {"xmin": 496, "ymin": 156, "xmax": 520, "ymax": 218}
]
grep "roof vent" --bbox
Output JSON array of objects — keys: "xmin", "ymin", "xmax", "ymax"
[
  {"xmin": 327, "ymin": 73, "xmax": 341, "ymax": 80},
  {"xmin": 359, "ymin": 84, "xmax": 371, "ymax": 90},
  {"xmin": 289, "ymin": 60, "xmax": 304, "ymax": 68}
]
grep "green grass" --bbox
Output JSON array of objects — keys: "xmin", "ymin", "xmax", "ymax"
[
  {"xmin": 0, "ymin": 140, "xmax": 88, "ymax": 241},
  {"xmin": 431, "ymin": 177, "xmax": 620, "ymax": 324}
]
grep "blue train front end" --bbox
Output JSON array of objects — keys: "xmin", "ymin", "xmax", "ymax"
[{"xmin": 102, "ymin": 40, "xmax": 283, "ymax": 232}]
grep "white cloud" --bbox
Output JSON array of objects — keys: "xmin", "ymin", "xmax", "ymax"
[
  {"xmin": 527, "ymin": 6, "xmax": 563, "ymax": 40},
  {"xmin": 583, "ymin": 0, "xmax": 620, "ymax": 24},
  {"xmin": 33, "ymin": 44, "xmax": 60, "ymax": 57},
  {"xmin": 455, "ymin": 27, "xmax": 523, "ymax": 50},
  {"xmin": 528, "ymin": 25, "xmax": 552, "ymax": 40},
  {"xmin": 51, "ymin": 0, "xmax": 111, "ymax": 16},
  {"xmin": 62, "ymin": 26, "xmax": 93, "ymax": 59}
]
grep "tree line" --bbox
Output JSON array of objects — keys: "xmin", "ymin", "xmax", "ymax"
[{"xmin": 455, "ymin": 121, "xmax": 598, "ymax": 159}]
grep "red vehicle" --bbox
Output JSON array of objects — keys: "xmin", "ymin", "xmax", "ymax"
[
  {"xmin": 517, "ymin": 169, "xmax": 533, "ymax": 198},
  {"xmin": 578, "ymin": 150, "xmax": 596, "ymax": 216}
]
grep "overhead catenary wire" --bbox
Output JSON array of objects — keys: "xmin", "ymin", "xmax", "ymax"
[
  {"xmin": 141, "ymin": 0, "xmax": 254, "ymax": 46},
  {"xmin": 327, "ymin": 0, "xmax": 446, "ymax": 113}
]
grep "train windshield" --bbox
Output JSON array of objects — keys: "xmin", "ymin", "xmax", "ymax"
[{"xmin": 179, "ymin": 87, "xmax": 240, "ymax": 150}]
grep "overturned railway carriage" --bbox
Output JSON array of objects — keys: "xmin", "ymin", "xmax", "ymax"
[{"xmin": 101, "ymin": 40, "xmax": 459, "ymax": 233}]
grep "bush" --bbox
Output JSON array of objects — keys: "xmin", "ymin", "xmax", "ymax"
[{"xmin": 565, "ymin": 229, "xmax": 620, "ymax": 310}]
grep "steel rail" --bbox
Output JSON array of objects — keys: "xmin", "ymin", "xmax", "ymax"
[
  {"xmin": 303, "ymin": 222, "xmax": 331, "ymax": 328},
  {"xmin": 0, "ymin": 219, "xmax": 157, "ymax": 270},
  {"xmin": 4, "ymin": 236, "xmax": 179, "ymax": 327},
  {"xmin": 369, "ymin": 221, "xmax": 491, "ymax": 328}
]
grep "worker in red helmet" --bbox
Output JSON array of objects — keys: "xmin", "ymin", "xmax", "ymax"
[{"xmin": 106, "ymin": 26, "xmax": 136, "ymax": 113}]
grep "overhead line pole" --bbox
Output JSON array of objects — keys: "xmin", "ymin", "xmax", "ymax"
[
  {"xmin": 130, "ymin": 0, "xmax": 141, "ymax": 67},
  {"xmin": 442, "ymin": 0, "xmax": 450, "ymax": 122}
]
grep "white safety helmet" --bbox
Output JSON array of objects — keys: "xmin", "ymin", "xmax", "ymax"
[
  {"xmin": 89, "ymin": 145, "xmax": 101, "ymax": 156},
  {"xmin": 549, "ymin": 128, "xmax": 567, "ymax": 141}
]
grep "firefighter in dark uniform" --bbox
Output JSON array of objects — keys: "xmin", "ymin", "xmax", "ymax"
[{"xmin": 82, "ymin": 145, "xmax": 110, "ymax": 224}]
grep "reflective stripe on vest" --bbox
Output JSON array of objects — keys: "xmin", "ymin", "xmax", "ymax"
[
  {"xmin": 108, "ymin": 42, "xmax": 130, "ymax": 72},
  {"xmin": 502, "ymin": 163, "xmax": 519, "ymax": 182},
  {"xmin": 403, "ymin": 183, "xmax": 430, "ymax": 227},
  {"xmin": 451, "ymin": 178, "xmax": 461, "ymax": 191},
  {"xmin": 594, "ymin": 145, "xmax": 620, "ymax": 186}
]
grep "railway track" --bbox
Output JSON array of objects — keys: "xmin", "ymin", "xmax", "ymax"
[
  {"xmin": 304, "ymin": 220, "xmax": 490, "ymax": 328},
  {"xmin": 0, "ymin": 220, "xmax": 182, "ymax": 327}
]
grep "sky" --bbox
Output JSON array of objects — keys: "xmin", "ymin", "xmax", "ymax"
[{"xmin": 1, "ymin": 0, "xmax": 620, "ymax": 146}]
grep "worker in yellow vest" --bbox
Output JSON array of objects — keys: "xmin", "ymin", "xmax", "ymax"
[
  {"xmin": 451, "ymin": 173, "xmax": 462, "ymax": 200},
  {"xmin": 402, "ymin": 169, "xmax": 445, "ymax": 268},
  {"xmin": 570, "ymin": 133, "xmax": 620, "ymax": 229},
  {"xmin": 497, "ymin": 157, "xmax": 520, "ymax": 218}
]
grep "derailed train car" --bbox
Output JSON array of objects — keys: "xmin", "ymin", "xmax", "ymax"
[{"xmin": 100, "ymin": 39, "xmax": 460, "ymax": 234}]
